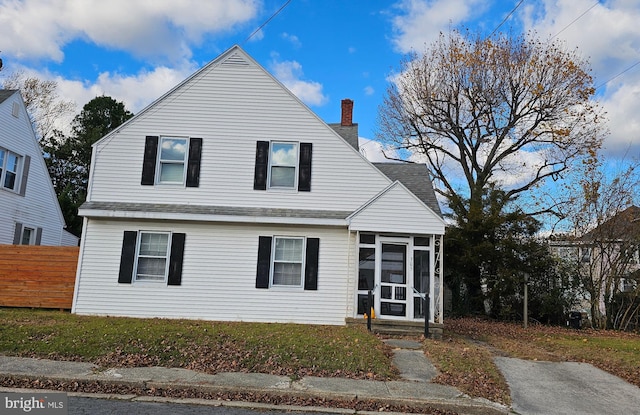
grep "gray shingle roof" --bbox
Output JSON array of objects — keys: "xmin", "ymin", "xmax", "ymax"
[
  {"xmin": 0, "ymin": 89, "xmax": 17, "ymax": 105},
  {"xmin": 80, "ymin": 201, "xmax": 352, "ymax": 220},
  {"xmin": 373, "ymin": 163, "xmax": 442, "ymax": 215}
]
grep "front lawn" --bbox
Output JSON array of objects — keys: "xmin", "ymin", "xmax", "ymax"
[{"xmin": 0, "ymin": 308, "xmax": 398, "ymax": 380}]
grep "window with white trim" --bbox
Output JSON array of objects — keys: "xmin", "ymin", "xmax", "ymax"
[
  {"xmin": 272, "ymin": 237, "xmax": 305, "ymax": 287},
  {"xmin": 0, "ymin": 148, "xmax": 20, "ymax": 191},
  {"xmin": 157, "ymin": 137, "xmax": 188, "ymax": 184},
  {"xmin": 20, "ymin": 227, "xmax": 35, "ymax": 245},
  {"xmin": 269, "ymin": 142, "xmax": 298, "ymax": 189},
  {"xmin": 135, "ymin": 232, "xmax": 170, "ymax": 282}
]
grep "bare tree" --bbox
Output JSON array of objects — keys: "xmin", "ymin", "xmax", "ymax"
[
  {"xmin": 377, "ymin": 29, "xmax": 605, "ymax": 219},
  {"xmin": 559, "ymin": 156, "xmax": 640, "ymax": 329},
  {"xmin": 3, "ymin": 71, "xmax": 76, "ymax": 143}
]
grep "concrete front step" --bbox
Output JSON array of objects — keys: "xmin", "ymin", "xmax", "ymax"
[{"xmin": 345, "ymin": 317, "xmax": 443, "ymax": 337}]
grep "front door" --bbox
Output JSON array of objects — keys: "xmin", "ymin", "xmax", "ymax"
[{"xmin": 379, "ymin": 242, "xmax": 408, "ymax": 318}]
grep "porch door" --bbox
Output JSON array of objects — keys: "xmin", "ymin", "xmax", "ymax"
[{"xmin": 379, "ymin": 243, "xmax": 408, "ymax": 318}]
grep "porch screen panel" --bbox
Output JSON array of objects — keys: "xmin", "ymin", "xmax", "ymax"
[
  {"xmin": 381, "ymin": 244, "xmax": 405, "ymax": 284},
  {"xmin": 358, "ymin": 247, "xmax": 375, "ymax": 290},
  {"xmin": 413, "ymin": 250, "xmax": 430, "ymax": 319}
]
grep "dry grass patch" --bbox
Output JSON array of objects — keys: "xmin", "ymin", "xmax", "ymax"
[{"xmin": 424, "ymin": 334, "xmax": 511, "ymax": 405}]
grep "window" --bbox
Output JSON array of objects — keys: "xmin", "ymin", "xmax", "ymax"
[
  {"xmin": 272, "ymin": 237, "xmax": 304, "ymax": 286},
  {"xmin": 253, "ymin": 141, "xmax": 312, "ymax": 191},
  {"xmin": 20, "ymin": 227, "xmax": 35, "ymax": 245},
  {"xmin": 158, "ymin": 137, "xmax": 187, "ymax": 183},
  {"xmin": 118, "ymin": 231, "xmax": 186, "ymax": 285},
  {"xmin": 269, "ymin": 142, "xmax": 298, "ymax": 188},
  {"xmin": 135, "ymin": 232, "xmax": 170, "ymax": 281},
  {"xmin": 141, "ymin": 136, "xmax": 202, "ymax": 187},
  {"xmin": 0, "ymin": 148, "xmax": 20, "ymax": 191},
  {"xmin": 255, "ymin": 236, "xmax": 319, "ymax": 290}
]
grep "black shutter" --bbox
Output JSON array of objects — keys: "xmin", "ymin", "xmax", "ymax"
[
  {"xmin": 141, "ymin": 136, "xmax": 159, "ymax": 185},
  {"xmin": 304, "ymin": 238, "xmax": 320, "ymax": 290},
  {"xmin": 298, "ymin": 142, "xmax": 312, "ymax": 192},
  {"xmin": 168, "ymin": 233, "xmax": 186, "ymax": 286},
  {"xmin": 35, "ymin": 227, "xmax": 42, "ymax": 246},
  {"xmin": 186, "ymin": 138, "xmax": 202, "ymax": 187},
  {"xmin": 253, "ymin": 141, "xmax": 269, "ymax": 190},
  {"xmin": 256, "ymin": 236, "xmax": 272, "ymax": 288},
  {"xmin": 118, "ymin": 231, "xmax": 137, "ymax": 283},
  {"xmin": 19, "ymin": 155, "xmax": 30, "ymax": 196},
  {"xmin": 12, "ymin": 223, "xmax": 22, "ymax": 245}
]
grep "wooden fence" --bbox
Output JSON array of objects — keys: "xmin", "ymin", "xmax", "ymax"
[{"xmin": 0, "ymin": 245, "xmax": 79, "ymax": 309}]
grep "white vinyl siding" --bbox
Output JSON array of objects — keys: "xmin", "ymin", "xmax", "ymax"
[
  {"xmin": 0, "ymin": 92, "xmax": 78, "ymax": 246},
  {"xmin": 349, "ymin": 182, "xmax": 445, "ymax": 236},
  {"xmin": 73, "ymin": 220, "xmax": 352, "ymax": 325},
  {"xmin": 87, "ymin": 49, "xmax": 393, "ymax": 212}
]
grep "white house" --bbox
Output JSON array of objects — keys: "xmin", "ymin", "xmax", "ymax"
[
  {"xmin": 71, "ymin": 46, "xmax": 445, "ymax": 326},
  {"xmin": 0, "ymin": 90, "xmax": 78, "ymax": 246}
]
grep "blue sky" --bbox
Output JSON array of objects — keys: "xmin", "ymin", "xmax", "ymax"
[{"xmin": 0, "ymin": 0, "xmax": 639, "ymax": 164}]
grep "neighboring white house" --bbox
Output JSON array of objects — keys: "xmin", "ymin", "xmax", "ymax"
[
  {"xmin": 0, "ymin": 90, "xmax": 78, "ymax": 246},
  {"xmin": 71, "ymin": 45, "xmax": 445, "ymax": 325}
]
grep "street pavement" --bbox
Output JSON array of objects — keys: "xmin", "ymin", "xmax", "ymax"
[
  {"xmin": 0, "ymin": 339, "xmax": 507, "ymax": 415},
  {"xmin": 495, "ymin": 357, "xmax": 640, "ymax": 415}
]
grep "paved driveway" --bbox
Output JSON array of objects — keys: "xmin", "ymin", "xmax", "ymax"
[{"xmin": 494, "ymin": 357, "xmax": 640, "ymax": 415}]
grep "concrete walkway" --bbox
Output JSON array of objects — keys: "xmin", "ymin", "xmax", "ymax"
[
  {"xmin": 495, "ymin": 357, "xmax": 640, "ymax": 415},
  {"xmin": 0, "ymin": 343, "xmax": 508, "ymax": 415}
]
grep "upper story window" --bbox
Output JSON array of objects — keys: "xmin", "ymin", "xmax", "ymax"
[
  {"xmin": 158, "ymin": 137, "xmax": 188, "ymax": 184},
  {"xmin": 0, "ymin": 148, "xmax": 20, "ymax": 191},
  {"xmin": 141, "ymin": 136, "xmax": 202, "ymax": 187},
  {"xmin": 269, "ymin": 142, "xmax": 298, "ymax": 188},
  {"xmin": 254, "ymin": 141, "xmax": 312, "ymax": 192}
]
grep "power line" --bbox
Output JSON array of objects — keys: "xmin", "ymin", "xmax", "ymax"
[
  {"xmin": 596, "ymin": 60, "xmax": 640, "ymax": 90},
  {"xmin": 551, "ymin": 1, "xmax": 599, "ymax": 39},
  {"xmin": 490, "ymin": 0, "xmax": 525, "ymax": 37},
  {"xmin": 243, "ymin": 0, "xmax": 292, "ymax": 44}
]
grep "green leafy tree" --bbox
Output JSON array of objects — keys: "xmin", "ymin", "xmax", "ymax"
[
  {"xmin": 377, "ymin": 29, "xmax": 604, "ymax": 315},
  {"xmin": 48, "ymin": 96, "xmax": 134, "ymax": 236}
]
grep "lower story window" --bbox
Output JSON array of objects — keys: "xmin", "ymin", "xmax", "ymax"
[
  {"xmin": 136, "ymin": 232, "xmax": 170, "ymax": 281},
  {"xmin": 20, "ymin": 227, "xmax": 35, "ymax": 245},
  {"xmin": 272, "ymin": 237, "xmax": 304, "ymax": 286}
]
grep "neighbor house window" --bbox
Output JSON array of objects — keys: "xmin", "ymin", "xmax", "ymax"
[
  {"xmin": 272, "ymin": 237, "xmax": 304, "ymax": 286},
  {"xmin": 135, "ymin": 232, "xmax": 170, "ymax": 282},
  {"xmin": 141, "ymin": 136, "xmax": 202, "ymax": 187},
  {"xmin": 0, "ymin": 148, "xmax": 20, "ymax": 191},
  {"xmin": 20, "ymin": 227, "xmax": 35, "ymax": 245}
]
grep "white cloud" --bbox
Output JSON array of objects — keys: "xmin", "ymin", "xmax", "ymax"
[
  {"xmin": 521, "ymin": 0, "xmax": 640, "ymax": 158},
  {"xmin": 364, "ymin": 86, "xmax": 375, "ymax": 96},
  {"xmin": 269, "ymin": 58, "xmax": 328, "ymax": 106},
  {"xmin": 281, "ymin": 32, "xmax": 302, "ymax": 48},
  {"xmin": 390, "ymin": 0, "xmax": 485, "ymax": 53},
  {"xmin": 0, "ymin": 0, "xmax": 259, "ymax": 63},
  {"xmin": 358, "ymin": 137, "xmax": 400, "ymax": 162}
]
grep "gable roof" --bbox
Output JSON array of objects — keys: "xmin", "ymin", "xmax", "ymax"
[
  {"xmin": 581, "ymin": 205, "xmax": 640, "ymax": 242},
  {"xmin": 373, "ymin": 163, "xmax": 441, "ymax": 216},
  {"xmin": 0, "ymin": 90, "xmax": 17, "ymax": 104}
]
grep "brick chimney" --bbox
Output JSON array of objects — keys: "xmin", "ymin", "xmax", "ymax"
[{"xmin": 340, "ymin": 99, "xmax": 354, "ymax": 126}]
